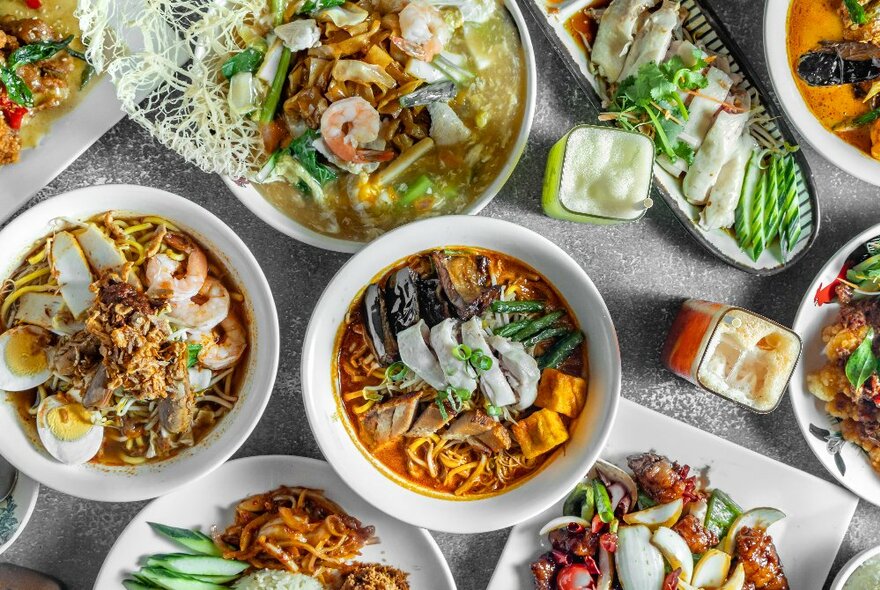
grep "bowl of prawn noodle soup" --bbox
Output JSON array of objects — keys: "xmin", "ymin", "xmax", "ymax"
[
  {"xmin": 302, "ymin": 216, "xmax": 620, "ymax": 533},
  {"xmin": 224, "ymin": 0, "xmax": 537, "ymax": 253},
  {"xmin": 0, "ymin": 185, "xmax": 279, "ymax": 502}
]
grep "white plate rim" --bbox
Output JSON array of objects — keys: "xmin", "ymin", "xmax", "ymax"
[
  {"xmin": 487, "ymin": 397, "xmax": 860, "ymax": 589},
  {"xmin": 225, "ymin": 0, "xmax": 539, "ymax": 253},
  {"xmin": 0, "ymin": 470, "xmax": 39, "ymax": 556},
  {"xmin": 763, "ymin": 0, "xmax": 880, "ymax": 187},
  {"xmin": 790, "ymin": 222, "xmax": 880, "ymax": 505},
  {"xmin": 301, "ymin": 214, "xmax": 621, "ymax": 534},
  {"xmin": 0, "ymin": 184, "xmax": 280, "ymax": 502},
  {"xmin": 92, "ymin": 454, "xmax": 457, "ymax": 590}
]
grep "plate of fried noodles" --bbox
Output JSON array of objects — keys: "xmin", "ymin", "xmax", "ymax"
[{"xmin": 94, "ymin": 455, "xmax": 455, "ymax": 590}]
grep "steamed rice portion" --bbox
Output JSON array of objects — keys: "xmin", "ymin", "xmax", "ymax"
[{"xmin": 234, "ymin": 570, "xmax": 325, "ymax": 590}]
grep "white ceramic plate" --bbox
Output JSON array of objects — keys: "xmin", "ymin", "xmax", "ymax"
[
  {"xmin": 0, "ymin": 75, "xmax": 124, "ymax": 221},
  {"xmin": 93, "ymin": 455, "xmax": 456, "ymax": 589},
  {"xmin": 488, "ymin": 398, "xmax": 859, "ymax": 589},
  {"xmin": 0, "ymin": 467, "xmax": 38, "ymax": 556},
  {"xmin": 0, "ymin": 184, "xmax": 279, "ymax": 502},
  {"xmin": 225, "ymin": 0, "xmax": 538, "ymax": 253},
  {"xmin": 523, "ymin": 0, "xmax": 819, "ymax": 275},
  {"xmin": 301, "ymin": 215, "xmax": 621, "ymax": 534},
  {"xmin": 790, "ymin": 223, "xmax": 880, "ymax": 506},
  {"xmin": 764, "ymin": 0, "xmax": 880, "ymax": 187}
]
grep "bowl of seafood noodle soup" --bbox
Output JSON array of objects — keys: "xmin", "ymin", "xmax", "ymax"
[
  {"xmin": 302, "ymin": 215, "xmax": 621, "ymax": 533},
  {"xmin": 223, "ymin": 0, "xmax": 537, "ymax": 252},
  {"xmin": 0, "ymin": 185, "xmax": 279, "ymax": 502}
]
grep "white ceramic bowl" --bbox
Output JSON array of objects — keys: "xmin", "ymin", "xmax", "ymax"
[
  {"xmin": 301, "ymin": 215, "xmax": 621, "ymax": 533},
  {"xmin": 790, "ymin": 223, "xmax": 880, "ymax": 506},
  {"xmin": 764, "ymin": 0, "xmax": 880, "ymax": 186},
  {"xmin": 832, "ymin": 544, "xmax": 880, "ymax": 589},
  {"xmin": 0, "ymin": 184, "xmax": 279, "ymax": 502},
  {"xmin": 226, "ymin": 0, "xmax": 538, "ymax": 253}
]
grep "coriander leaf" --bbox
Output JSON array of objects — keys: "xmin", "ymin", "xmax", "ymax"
[
  {"xmin": 186, "ymin": 343, "xmax": 203, "ymax": 368},
  {"xmin": 846, "ymin": 326, "xmax": 876, "ymax": 390},
  {"xmin": 0, "ymin": 69, "xmax": 33, "ymax": 107},
  {"xmin": 8, "ymin": 35, "xmax": 74, "ymax": 69},
  {"xmin": 673, "ymin": 141, "xmax": 695, "ymax": 166},
  {"xmin": 221, "ymin": 47, "xmax": 264, "ymax": 80},
  {"xmin": 298, "ymin": 0, "xmax": 345, "ymax": 14},
  {"xmin": 286, "ymin": 129, "xmax": 337, "ymax": 185}
]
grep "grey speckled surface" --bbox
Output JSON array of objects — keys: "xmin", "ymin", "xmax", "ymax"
[{"xmin": 2, "ymin": 0, "xmax": 880, "ymax": 588}]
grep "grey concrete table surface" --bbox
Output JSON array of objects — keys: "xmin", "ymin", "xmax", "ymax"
[{"xmin": 2, "ymin": 0, "xmax": 878, "ymax": 588}]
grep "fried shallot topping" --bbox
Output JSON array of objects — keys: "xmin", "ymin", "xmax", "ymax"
[
  {"xmin": 85, "ymin": 273, "xmax": 185, "ymax": 401},
  {"xmin": 340, "ymin": 564, "xmax": 410, "ymax": 590},
  {"xmin": 627, "ymin": 452, "xmax": 700, "ymax": 504},
  {"xmin": 735, "ymin": 526, "xmax": 789, "ymax": 590}
]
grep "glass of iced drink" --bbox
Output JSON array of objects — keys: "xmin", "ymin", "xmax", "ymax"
[
  {"xmin": 661, "ymin": 299, "xmax": 802, "ymax": 413},
  {"xmin": 542, "ymin": 125, "xmax": 654, "ymax": 224}
]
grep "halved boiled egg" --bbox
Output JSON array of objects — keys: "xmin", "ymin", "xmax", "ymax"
[
  {"xmin": 0, "ymin": 325, "xmax": 52, "ymax": 391},
  {"xmin": 36, "ymin": 394, "xmax": 103, "ymax": 465}
]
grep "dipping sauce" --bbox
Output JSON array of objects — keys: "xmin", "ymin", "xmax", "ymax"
[
  {"xmin": 844, "ymin": 555, "xmax": 880, "ymax": 590},
  {"xmin": 661, "ymin": 299, "xmax": 802, "ymax": 413},
  {"xmin": 542, "ymin": 125, "xmax": 654, "ymax": 224}
]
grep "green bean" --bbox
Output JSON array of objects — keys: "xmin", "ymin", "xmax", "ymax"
[
  {"xmin": 522, "ymin": 326, "xmax": 569, "ymax": 348},
  {"xmin": 538, "ymin": 331, "xmax": 585, "ymax": 369},
  {"xmin": 514, "ymin": 310, "xmax": 565, "ymax": 342},
  {"xmin": 494, "ymin": 319, "xmax": 530, "ymax": 338},
  {"xmin": 490, "ymin": 300, "xmax": 546, "ymax": 314}
]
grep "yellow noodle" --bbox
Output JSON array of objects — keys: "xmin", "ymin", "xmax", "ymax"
[
  {"xmin": 123, "ymin": 222, "xmax": 153, "ymax": 235},
  {"xmin": 13, "ymin": 267, "xmax": 50, "ymax": 288},
  {"xmin": 2, "ymin": 284, "xmax": 56, "ymax": 318}
]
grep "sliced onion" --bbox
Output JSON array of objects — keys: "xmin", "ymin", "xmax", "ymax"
[{"xmin": 539, "ymin": 516, "xmax": 590, "ymax": 537}]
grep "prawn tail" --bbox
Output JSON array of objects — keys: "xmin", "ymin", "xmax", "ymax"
[
  {"xmin": 355, "ymin": 148, "xmax": 396, "ymax": 163},
  {"xmin": 391, "ymin": 35, "xmax": 432, "ymax": 61}
]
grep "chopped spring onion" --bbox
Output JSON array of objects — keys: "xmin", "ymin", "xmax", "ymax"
[
  {"xmin": 486, "ymin": 404, "xmax": 502, "ymax": 417},
  {"xmin": 452, "ymin": 343, "xmax": 472, "ymax": 361},
  {"xmin": 844, "ymin": 0, "xmax": 868, "ymax": 25},
  {"xmin": 470, "ymin": 350, "xmax": 493, "ymax": 372},
  {"xmin": 385, "ymin": 361, "xmax": 409, "ymax": 382}
]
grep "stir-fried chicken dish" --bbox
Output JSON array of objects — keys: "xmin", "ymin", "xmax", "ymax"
[
  {"xmin": 808, "ymin": 240, "xmax": 880, "ymax": 475},
  {"xmin": 789, "ymin": 0, "xmax": 880, "ymax": 160},
  {"xmin": 531, "ymin": 453, "xmax": 789, "ymax": 590},
  {"xmin": 0, "ymin": 4, "xmax": 94, "ymax": 165},
  {"xmin": 0, "ymin": 212, "xmax": 248, "ymax": 466},
  {"xmin": 336, "ymin": 247, "xmax": 588, "ymax": 497}
]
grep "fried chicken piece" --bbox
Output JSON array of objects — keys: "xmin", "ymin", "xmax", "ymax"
[
  {"xmin": 0, "ymin": 16, "xmax": 59, "ymax": 44},
  {"xmin": 627, "ymin": 452, "xmax": 698, "ymax": 504},
  {"xmin": 672, "ymin": 514, "xmax": 718, "ymax": 554},
  {"xmin": 0, "ymin": 115, "xmax": 20, "ymax": 165},
  {"xmin": 735, "ymin": 527, "xmax": 789, "ymax": 590}
]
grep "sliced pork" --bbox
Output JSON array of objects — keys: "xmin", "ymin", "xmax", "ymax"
[
  {"xmin": 488, "ymin": 335, "xmax": 540, "ymax": 410},
  {"xmin": 397, "ymin": 320, "xmax": 447, "ymax": 390}
]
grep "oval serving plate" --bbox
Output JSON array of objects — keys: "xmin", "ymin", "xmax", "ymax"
[{"xmin": 523, "ymin": 0, "xmax": 819, "ymax": 275}]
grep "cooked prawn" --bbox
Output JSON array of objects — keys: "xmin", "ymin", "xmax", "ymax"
[
  {"xmin": 145, "ymin": 233, "xmax": 207, "ymax": 301},
  {"xmin": 320, "ymin": 97, "xmax": 384, "ymax": 163},
  {"xmin": 168, "ymin": 277, "xmax": 231, "ymax": 331},
  {"xmin": 393, "ymin": 1, "xmax": 451, "ymax": 62},
  {"xmin": 198, "ymin": 314, "xmax": 247, "ymax": 370}
]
